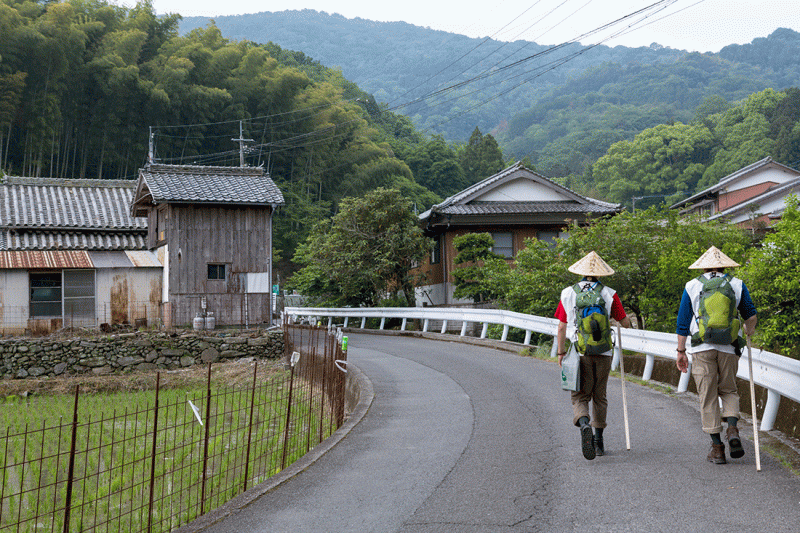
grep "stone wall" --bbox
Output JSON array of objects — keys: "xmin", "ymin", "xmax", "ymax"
[{"xmin": 0, "ymin": 329, "xmax": 285, "ymax": 379}]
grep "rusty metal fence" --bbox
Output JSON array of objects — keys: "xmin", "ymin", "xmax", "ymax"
[{"xmin": 0, "ymin": 322, "xmax": 347, "ymax": 532}]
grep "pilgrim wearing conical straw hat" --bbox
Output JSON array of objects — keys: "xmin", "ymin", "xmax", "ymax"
[
  {"xmin": 676, "ymin": 244, "xmax": 758, "ymax": 465},
  {"xmin": 688, "ymin": 246, "xmax": 740, "ymax": 270},
  {"xmin": 568, "ymin": 251, "xmax": 615, "ymax": 277},
  {"xmin": 555, "ymin": 250, "xmax": 631, "ymax": 461}
]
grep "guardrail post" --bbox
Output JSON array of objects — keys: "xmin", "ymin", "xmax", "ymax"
[
  {"xmin": 343, "ymin": 317, "xmax": 349, "ymax": 328},
  {"xmin": 379, "ymin": 317, "xmax": 386, "ymax": 330},
  {"xmin": 501, "ymin": 325, "xmax": 509, "ymax": 342},
  {"xmin": 401, "ymin": 318, "xmax": 407, "ymax": 331},
  {"xmin": 440, "ymin": 320, "xmax": 448, "ymax": 334},
  {"xmin": 423, "ymin": 319, "xmax": 429, "ymax": 332},
  {"xmin": 327, "ymin": 317, "xmax": 332, "ymax": 328},
  {"xmin": 480, "ymin": 323, "xmax": 488, "ymax": 339},
  {"xmin": 360, "ymin": 317, "xmax": 366, "ymax": 329},
  {"xmin": 677, "ymin": 363, "xmax": 692, "ymax": 392},
  {"xmin": 550, "ymin": 337, "xmax": 558, "ymax": 358},
  {"xmin": 460, "ymin": 321, "xmax": 467, "ymax": 336},
  {"xmin": 612, "ymin": 342, "xmax": 620, "ymax": 371},
  {"xmin": 523, "ymin": 330, "xmax": 531, "ymax": 345},
  {"xmin": 642, "ymin": 354, "xmax": 655, "ymax": 381},
  {"xmin": 760, "ymin": 389, "xmax": 780, "ymax": 431}
]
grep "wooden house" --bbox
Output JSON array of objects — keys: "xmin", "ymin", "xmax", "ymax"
[
  {"xmin": 670, "ymin": 157, "xmax": 800, "ymax": 231},
  {"xmin": 415, "ymin": 162, "xmax": 622, "ymax": 306},
  {"xmin": 0, "ymin": 177, "xmax": 161, "ymax": 335},
  {"xmin": 130, "ymin": 164, "xmax": 284, "ymax": 328}
]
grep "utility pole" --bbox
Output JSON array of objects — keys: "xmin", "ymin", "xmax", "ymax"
[
  {"xmin": 148, "ymin": 127, "xmax": 154, "ymax": 164},
  {"xmin": 231, "ymin": 121, "xmax": 254, "ymax": 167}
]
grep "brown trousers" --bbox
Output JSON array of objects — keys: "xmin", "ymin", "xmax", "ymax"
[
  {"xmin": 571, "ymin": 354, "xmax": 612, "ymax": 428},
  {"xmin": 691, "ymin": 349, "xmax": 740, "ymax": 434}
]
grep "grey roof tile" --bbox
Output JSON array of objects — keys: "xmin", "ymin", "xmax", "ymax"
[
  {"xmin": 138, "ymin": 164, "xmax": 284, "ymax": 205},
  {"xmin": 1, "ymin": 177, "xmax": 144, "ymax": 230}
]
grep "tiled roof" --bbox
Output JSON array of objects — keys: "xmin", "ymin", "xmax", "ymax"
[
  {"xmin": 437, "ymin": 201, "xmax": 620, "ymax": 216},
  {"xmin": 421, "ymin": 161, "xmax": 620, "ymax": 220},
  {"xmin": 671, "ymin": 157, "xmax": 800, "ymax": 209},
  {"xmin": 137, "ymin": 164, "xmax": 284, "ymax": 205},
  {"xmin": 0, "ymin": 177, "xmax": 148, "ymax": 252},
  {"xmin": 1, "ymin": 230, "xmax": 147, "ymax": 251},
  {"xmin": 707, "ymin": 176, "xmax": 800, "ymax": 221},
  {"xmin": 1, "ymin": 177, "xmax": 144, "ymax": 230}
]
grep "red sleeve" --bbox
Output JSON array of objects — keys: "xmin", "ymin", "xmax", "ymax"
[
  {"xmin": 610, "ymin": 293, "xmax": 627, "ymax": 321},
  {"xmin": 554, "ymin": 301, "xmax": 567, "ymax": 323}
]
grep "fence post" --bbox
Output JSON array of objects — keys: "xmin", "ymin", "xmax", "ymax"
[
  {"xmin": 147, "ymin": 373, "xmax": 161, "ymax": 533},
  {"xmin": 243, "ymin": 361, "xmax": 258, "ymax": 492},
  {"xmin": 200, "ymin": 364, "xmax": 212, "ymax": 515},
  {"xmin": 62, "ymin": 385, "xmax": 80, "ymax": 533},
  {"xmin": 281, "ymin": 358, "xmax": 298, "ymax": 470}
]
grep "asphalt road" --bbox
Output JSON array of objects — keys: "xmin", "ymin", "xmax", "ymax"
[{"xmin": 191, "ymin": 333, "xmax": 800, "ymax": 532}]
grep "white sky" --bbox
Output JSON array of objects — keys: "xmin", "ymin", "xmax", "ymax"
[{"xmin": 141, "ymin": 0, "xmax": 800, "ymax": 52}]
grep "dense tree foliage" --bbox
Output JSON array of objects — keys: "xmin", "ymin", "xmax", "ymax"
[
  {"xmin": 0, "ymin": 0, "xmax": 514, "ymax": 280},
  {"xmin": 451, "ymin": 233, "xmax": 504, "ymax": 303},
  {"xmin": 288, "ymin": 188, "xmax": 429, "ymax": 307},
  {"xmin": 590, "ymin": 88, "xmax": 800, "ymax": 207},
  {"xmin": 741, "ymin": 196, "xmax": 800, "ymax": 358}
]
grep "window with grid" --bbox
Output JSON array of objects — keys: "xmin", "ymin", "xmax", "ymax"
[
  {"xmin": 30, "ymin": 272, "xmax": 62, "ymax": 318},
  {"xmin": 490, "ymin": 232, "xmax": 514, "ymax": 258},
  {"xmin": 208, "ymin": 264, "xmax": 227, "ymax": 280}
]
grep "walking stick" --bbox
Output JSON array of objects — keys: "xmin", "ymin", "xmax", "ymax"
[
  {"xmin": 617, "ymin": 326, "xmax": 631, "ymax": 450},
  {"xmin": 746, "ymin": 335, "xmax": 761, "ymax": 472}
]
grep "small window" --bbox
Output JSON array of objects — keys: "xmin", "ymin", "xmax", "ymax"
[
  {"xmin": 30, "ymin": 272, "xmax": 62, "ymax": 318},
  {"xmin": 538, "ymin": 230, "xmax": 560, "ymax": 248},
  {"xmin": 431, "ymin": 235, "xmax": 441, "ymax": 265},
  {"xmin": 208, "ymin": 264, "xmax": 226, "ymax": 281},
  {"xmin": 491, "ymin": 232, "xmax": 513, "ymax": 258}
]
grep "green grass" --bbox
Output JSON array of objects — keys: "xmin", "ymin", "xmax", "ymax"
[{"xmin": 0, "ymin": 372, "xmax": 336, "ymax": 533}]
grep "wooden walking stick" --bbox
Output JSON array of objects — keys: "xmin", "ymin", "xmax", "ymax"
[
  {"xmin": 617, "ymin": 326, "xmax": 631, "ymax": 450},
  {"xmin": 746, "ymin": 334, "xmax": 761, "ymax": 472}
]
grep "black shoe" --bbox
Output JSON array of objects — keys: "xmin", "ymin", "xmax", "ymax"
[
  {"xmin": 593, "ymin": 435, "xmax": 604, "ymax": 456},
  {"xmin": 581, "ymin": 425, "xmax": 596, "ymax": 460},
  {"xmin": 727, "ymin": 427, "xmax": 744, "ymax": 459}
]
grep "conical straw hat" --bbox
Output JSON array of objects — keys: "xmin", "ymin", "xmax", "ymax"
[
  {"xmin": 568, "ymin": 251, "xmax": 615, "ymax": 277},
  {"xmin": 688, "ymin": 246, "xmax": 740, "ymax": 269}
]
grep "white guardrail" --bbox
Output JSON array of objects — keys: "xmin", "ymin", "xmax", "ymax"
[{"xmin": 284, "ymin": 306, "xmax": 800, "ymax": 432}]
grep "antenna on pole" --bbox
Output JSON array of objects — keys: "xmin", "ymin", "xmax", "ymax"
[{"xmin": 231, "ymin": 121, "xmax": 254, "ymax": 167}]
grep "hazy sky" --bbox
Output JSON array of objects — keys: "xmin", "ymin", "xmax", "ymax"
[{"xmin": 142, "ymin": 0, "xmax": 800, "ymax": 52}]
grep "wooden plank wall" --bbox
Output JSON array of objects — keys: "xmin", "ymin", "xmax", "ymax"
[{"xmin": 163, "ymin": 204, "xmax": 273, "ymax": 326}]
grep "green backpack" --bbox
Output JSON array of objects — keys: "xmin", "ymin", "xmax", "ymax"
[
  {"xmin": 573, "ymin": 282, "xmax": 612, "ymax": 355},
  {"xmin": 691, "ymin": 274, "xmax": 743, "ymax": 350}
]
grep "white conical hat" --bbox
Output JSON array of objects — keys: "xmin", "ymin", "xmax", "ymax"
[
  {"xmin": 568, "ymin": 251, "xmax": 615, "ymax": 277},
  {"xmin": 688, "ymin": 246, "xmax": 740, "ymax": 269}
]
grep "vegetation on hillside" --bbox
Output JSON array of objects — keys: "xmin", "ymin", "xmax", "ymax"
[{"xmin": 178, "ymin": 10, "xmax": 800, "ymax": 179}]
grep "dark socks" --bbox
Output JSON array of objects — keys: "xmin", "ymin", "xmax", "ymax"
[
  {"xmin": 727, "ymin": 417, "xmax": 738, "ymax": 428},
  {"xmin": 578, "ymin": 416, "xmax": 590, "ymax": 428},
  {"xmin": 711, "ymin": 433, "xmax": 723, "ymax": 445}
]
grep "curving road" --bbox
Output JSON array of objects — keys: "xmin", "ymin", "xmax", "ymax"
[{"xmin": 192, "ymin": 333, "xmax": 800, "ymax": 532}]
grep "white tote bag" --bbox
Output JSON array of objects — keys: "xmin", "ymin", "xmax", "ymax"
[{"xmin": 560, "ymin": 345, "xmax": 580, "ymax": 392}]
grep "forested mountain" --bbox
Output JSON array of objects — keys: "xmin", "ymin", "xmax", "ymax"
[{"xmin": 179, "ymin": 10, "xmax": 800, "ymax": 178}]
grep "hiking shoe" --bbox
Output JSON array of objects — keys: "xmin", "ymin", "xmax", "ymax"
[
  {"xmin": 593, "ymin": 435, "xmax": 605, "ymax": 456},
  {"xmin": 581, "ymin": 425, "xmax": 596, "ymax": 460},
  {"xmin": 707, "ymin": 443, "xmax": 726, "ymax": 464},
  {"xmin": 727, "ymin": 427, "xmax": 744, "ymax": 459}
]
